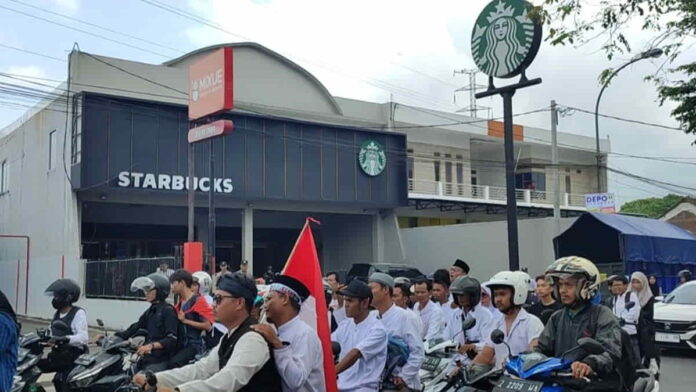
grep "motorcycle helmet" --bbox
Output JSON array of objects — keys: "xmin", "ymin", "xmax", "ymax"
[
  {"xmin": 394, "ymin": 277, "xmax": 411, "ymax": 285},
  {"xmin": 44, "ymin": 279, "xmax": 81, "ymax": 309},
  {"xmin": 678, "ymin": 269, "xmax": 692, "ymax": 282},
  {"xmin": 545, "ymin": 256, "xmax": 600, "ymax": 304},
  {"xmin": 449, "ymin": 276, "xmax": 481, "ymax": 307},
  {"xmin": 192, "ymin": 271, "xmax": 213, "ymax": 295},
  {"xmin": 485, "ymin": 271, "xmax": 528, "ymax": 306},
  {"xmin": 130, "ymin": 273, "xmax": 171, "ymax": 301}
]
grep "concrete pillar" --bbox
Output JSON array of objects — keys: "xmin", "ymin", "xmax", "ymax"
[
  {"xmin": 372, "ymin": 213, "xmax": 384, "ymax": 263},
  {"xmin": 242, "ymin": 207, "xmax": 254, "ymax": 277},
  {"xmin": 483, "ymin": 185, "xmax": 490, "ymax": 201},
  {"xmin": 524, "ymin": 189, "xmax": 532, "ymax": 203}
]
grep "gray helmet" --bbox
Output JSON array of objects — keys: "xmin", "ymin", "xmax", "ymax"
[
  {"xmin": 131, "ymin": 273, "xmax": 171, "ymax": 301},
  {"xmin": 679, "ymin": 269, "xmax": 692, "ymax": 282},
  {"xmin": 450, "ymin": 276, "xmax": 481, "ymax": 306}
]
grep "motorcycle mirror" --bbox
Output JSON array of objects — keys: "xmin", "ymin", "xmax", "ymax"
[
  {"xmin": 625, "ymin": 301, "xmax": 636, "ymax": 311},
  {"xmin": 331, "ymin": 341, "xmax": 341, "ymax": 357},
  {"xmin": 51, "ymin": 320, "xmax": 70, "ymax": 335},
  {"xmin": 97, "ymin": 319, "xmax": 104, "ymax": 327},
  {"xmin": 490, "ymin": 329, "xmax": 505, "ymax": 345},
  {"xmin": 461, "ymin": 317, "xmax": 477, "ymax": 331},
  {"xmin": 577, "ymin": 337, "xmax": 605, "ymax": 355}
]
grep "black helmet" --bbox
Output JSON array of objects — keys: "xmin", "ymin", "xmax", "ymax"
[
  {"xmin": 45, "ymin": 279, "xmax": 81, "ymax": 303},
  {"xmin": 679, "ymin": 269, "xmax": 692, "ymax": 282},
  {"xmin": 450, "ymin": 276, "xmax": 481, "ymax": 307},
  {"xmin": 130, "ymin": 273, "xmax": 171, "ymax": 301}
]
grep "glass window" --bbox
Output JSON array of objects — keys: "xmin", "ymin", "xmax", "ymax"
[
  {"xmin": 664, "ymin": 283, "xmax": 696, "ymax": 305},
  {"xmin": 434, "ymin": 152, "xmax": 441, "ymax": 182},
  {"xmin": 445, "ymin": 161, "xmax": 452, "ymax": 183},
  {"xmin": 456, "ymin": 163, "xmax": 464, "ymax": 184},
  {"xmin": 0, "ymin": 160, "xmax": 7, "ymax": 194},
  {"xmin": 49, "ymin": 130, "xmax": 57, "ymax": 170}
]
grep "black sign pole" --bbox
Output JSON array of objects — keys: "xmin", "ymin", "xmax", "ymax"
[
  {"xmin": 476, "ymin": 75, "xmax": 541, "ymax": 271},
  {"xmin": 208, "ymin": 138, "xmax": 216, "ymax": 274}
]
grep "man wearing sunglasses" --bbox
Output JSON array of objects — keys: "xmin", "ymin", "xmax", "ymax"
[{"xmin": 135, "ymin": 273, "xmax": 282, "ymax": 392}]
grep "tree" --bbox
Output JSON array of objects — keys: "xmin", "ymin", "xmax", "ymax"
[
  {"xmin": 620, "ymin": 194, "xmax": 685, "ymax": 217},
  {"xmin": 537, "ymin": 0, "xmax": 696, "ymax": 142}
]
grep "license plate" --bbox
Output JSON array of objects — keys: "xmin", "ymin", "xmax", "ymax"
[
  {"xmin": 493, "ymin": 376, "xmax": 543, "ymax": 392},
  {"xmin": 656, "ymin": 332, "xmax": 680, "ymax": 343}
]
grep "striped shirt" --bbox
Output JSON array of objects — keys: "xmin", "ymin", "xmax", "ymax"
[{"xmin": 0, "ymin": 312, "xmax": 18, "ymax": 392}]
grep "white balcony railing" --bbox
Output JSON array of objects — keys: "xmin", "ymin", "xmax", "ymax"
[{"xmin": 408, "ymin": 179, "xmax": 586, "ymax": 208}]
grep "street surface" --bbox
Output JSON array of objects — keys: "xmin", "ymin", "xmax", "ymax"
[{"xmin": 19, "ymin": 318, "xmax": 696, "ymax": 391}]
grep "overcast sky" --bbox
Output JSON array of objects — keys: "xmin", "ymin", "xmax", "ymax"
[{"xmin": 1, "ymin": 0, "xmax": 694, "ymax": 205}]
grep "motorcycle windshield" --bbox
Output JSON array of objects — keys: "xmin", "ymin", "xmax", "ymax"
[{"xmin": 130, "ymin": 277, "xmax": 156, "ymax": 293}]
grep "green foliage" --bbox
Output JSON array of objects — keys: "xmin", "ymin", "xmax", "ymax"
[
  {"xmin": 620, "ymin": 194, "xmax": 685, "ymax": 217},
  {"xmin": 540, "ymin": 0, "xmax": 695, "ymax": 142}
]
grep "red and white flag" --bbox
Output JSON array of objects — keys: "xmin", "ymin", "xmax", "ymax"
[{"xmin": 281, "ymin": 218, "xmax": 338, "ymax": 392}]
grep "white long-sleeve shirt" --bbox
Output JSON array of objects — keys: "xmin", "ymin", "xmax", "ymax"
[
  {"xmin": 375, "ymin": 304, "xmax": 425, "ymax": 390},
  {"xmin": 612, "ymin": 291, "xmax": 641, "ymax": 335},
  {"xmin": 484, "ymin": 308, "xmax": 544, "ymax": 369},
  {"xmin": 414, "ymin": 300, "xmax": 445, "ymax": 341},
  {"xmin": 274, "ymin": 316, "xmax": 325, "ymax": 392},
  {"xmin": 48, "ymin": 308, "xmax": 89, "ymax": 347},
  {"xmin": 156, "ymin": 325, "xmax": 270, "ymax": 392},
  {"xmin": 332, "ymin": 313, "xmax": 387, "ymax": 392}
]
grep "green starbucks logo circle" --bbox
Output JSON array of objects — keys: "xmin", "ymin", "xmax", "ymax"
[
  {"xmin": 471, "ymin": 0, "xmax": 542, "ymax": 78},
  {"xmin": 358, "ymin": 140, "xmax": 386, "ymax": 176}
]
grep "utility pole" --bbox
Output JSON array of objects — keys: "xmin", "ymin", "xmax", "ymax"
[
  {"xmin": 550, "ymin": 100, "xmax": 560, "ymax": 235},
  {"xmin": 453, "ymin": 69, "xmax": 490, "ymax": 118}
]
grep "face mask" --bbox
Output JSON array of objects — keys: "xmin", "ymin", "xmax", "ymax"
[{"xmin": 52, "ymin": 297, "xmax": 69, "ymax": 310}]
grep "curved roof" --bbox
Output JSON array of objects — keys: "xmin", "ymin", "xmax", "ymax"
[{"xmin": 164, "ymin": 42, "xmax": 342, "ymax": 115}]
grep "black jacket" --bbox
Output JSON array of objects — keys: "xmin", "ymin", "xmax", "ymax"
[
  {"xmin": 535, "ymin": 303, "xmax": 622, "ymax": 377},
  {"xmin": 116, "ymin": 301, "xmax": 179, "ymax": 358},
  {"xmin": 637, "ymin": 297, "xmax": 659, "ymax": 361}
]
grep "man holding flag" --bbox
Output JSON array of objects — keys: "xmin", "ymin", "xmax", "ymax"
[
  {"xmin": 279, "ymin": 218, "xmax": 339, "ymax": 392},
  {"xmin": 252, "ymin": 275, "xmax": 325, "ymax": 392}
]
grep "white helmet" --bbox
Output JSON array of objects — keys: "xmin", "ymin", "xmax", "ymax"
[
  {"xmin": 192, "ymin": 271, "xmax": 213, "ymax": 295},
  {"xmin": 485, "ymin": 271, "xmax": 529, "ymax": 306}
]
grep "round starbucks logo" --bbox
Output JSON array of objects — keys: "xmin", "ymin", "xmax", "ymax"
[
  {"xmin": 471, "ymin": 0, "xmax": 542, "ymax": 78},
  {"xmin": 358, "ymin": 140, "xmax": 386, "ymax": 177}
]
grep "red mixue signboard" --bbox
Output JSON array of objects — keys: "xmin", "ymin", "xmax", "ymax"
[{"xmin": 188, "ymin": 47, "xmax": 234, "ymax": 120}]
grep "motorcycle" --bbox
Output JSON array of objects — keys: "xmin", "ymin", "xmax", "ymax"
[
  {"xmin": 490, "ymin": 329, "xmax": 660, "ymax": 392},
  {"xmin": 10, "ymin": 328, "xmax": 51, "ymax": 392},
  {"xmin": 419, "ymin": 318, "xmax": 477, "ymax": 392},
  {"xmin": 65, "ymin": 319, "xmax": 146, "ymax": 392}
]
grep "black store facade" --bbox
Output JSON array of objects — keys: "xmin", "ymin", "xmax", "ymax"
[{"xmin": 73, "ymin": 92, "xmax": 407, "ymax": 292}]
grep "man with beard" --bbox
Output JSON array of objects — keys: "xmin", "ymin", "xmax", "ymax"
[
  {"xmin": 251, "ymin": 275, "xmax": 325, "ymax": 392},
  {"xmin": 471, "ymin": 271, "xmax": 544, "ymax": 369}
]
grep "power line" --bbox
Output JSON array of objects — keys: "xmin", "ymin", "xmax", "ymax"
[
  {"xmin": 8, "ymin": 0, "xmax": 185, "ymax": 55},
  {"xmin": 0, "ymin": 4, "xmax": 172, "ymax": 58},
  {"xmin": 561, "ymin": 104, "xmax": 684, "ymax": 132},
  {"xmin": 0, "ymin": 42, "xmax": 66, "ymax": 62}
]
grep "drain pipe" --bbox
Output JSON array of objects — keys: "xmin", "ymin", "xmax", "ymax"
[{"xmin": 0, "ymin": 235, "xmax": 30, "ymax": 315}]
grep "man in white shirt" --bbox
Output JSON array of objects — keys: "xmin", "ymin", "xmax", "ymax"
[
  {"xmin": 251, "ymin": 275, "xmax": 325, "ymax": 392},
  {"xmin": 446, "ymin": 276, "xmax": 494, "ymax": 360},
  {"xmin": 135, "ymin": 273, "xmax": 283, "ymax": 392},
  {"xmin": 412, "ymin": 279, "xmax": 445, "ymax": 341},
  {"xmin": 368, "ymin": 273, "xmax": 424, "ymax": 391},
  {"xmin": 471, "ymin": 271, "xmax": 544, "ymax": 370},
  {"xmin": 432, "ymin": 276, "xmax": 457, "ymax": 330},
  {"xmin": 332, "ymin": 279, "xmax": 388, "ymax": 392},
  {"xmin": 156, "ymin": 261, "xmax": 174, "ymax": 279},
  {"xmin": 607, "ymin": 275, "xmax": 641, "ymax": 360},
  {"xmin": 393, "ymin": 282, "xmax": 423, "ymax": 337}
]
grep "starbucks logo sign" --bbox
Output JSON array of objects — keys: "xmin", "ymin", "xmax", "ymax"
[
  {"xmin": 358, "ymin": 140, "xmax": 386, "ymax": 176},
  {"xmin": 471, "ymin": 0, "xmax": 542, "ymax": 78}
]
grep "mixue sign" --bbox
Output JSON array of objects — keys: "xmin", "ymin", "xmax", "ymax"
[
  {"xmin": 117, "ymin": 171, "xmax": 233, "ymax": 193},
  {"xmin": 188, "ymin": 47, "xmax": 233, "ymax": 120}
]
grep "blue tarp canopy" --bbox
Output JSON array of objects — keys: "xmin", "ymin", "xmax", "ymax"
[{"xmin": 554, "ymin": 212, "xmax": 696, "ymax": 264}]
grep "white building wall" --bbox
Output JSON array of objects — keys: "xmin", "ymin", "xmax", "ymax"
[
  {"xmin": 0, "ymin": 97, "xmax": 81, "ymax": 318},
  {"xmin": 400, "ymin": 217, "xmax": 576, "ymax": 280}
]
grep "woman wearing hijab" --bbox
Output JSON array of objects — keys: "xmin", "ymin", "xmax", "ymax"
[
  {"xmin": 630, "ymin": 272, "xmax": 660, "ymax": 373},
  {"xmin": 0, "ymin": 289, "xmax": 19, "ymax": 392},
  {"xmin": 648, "ymin": 275, "xmax": 662, "ymax": 297}
]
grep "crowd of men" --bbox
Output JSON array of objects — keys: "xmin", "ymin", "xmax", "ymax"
[{"xmin": 2, "ymin": 256, "xmax": 685, "ymax": 392}]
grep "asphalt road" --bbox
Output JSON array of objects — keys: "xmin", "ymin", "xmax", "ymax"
[{"xmin": 18, "ymin": 318, "xmax": 696, "ymax": 391}]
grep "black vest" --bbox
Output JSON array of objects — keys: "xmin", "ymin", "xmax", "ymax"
[
  {"xmin": 219, "ymin": 317, "xmax": 282, "ymax": 392},
  {"xmin": 51, "ymin": 306, "xmax": 82, "ymax": 337}
]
